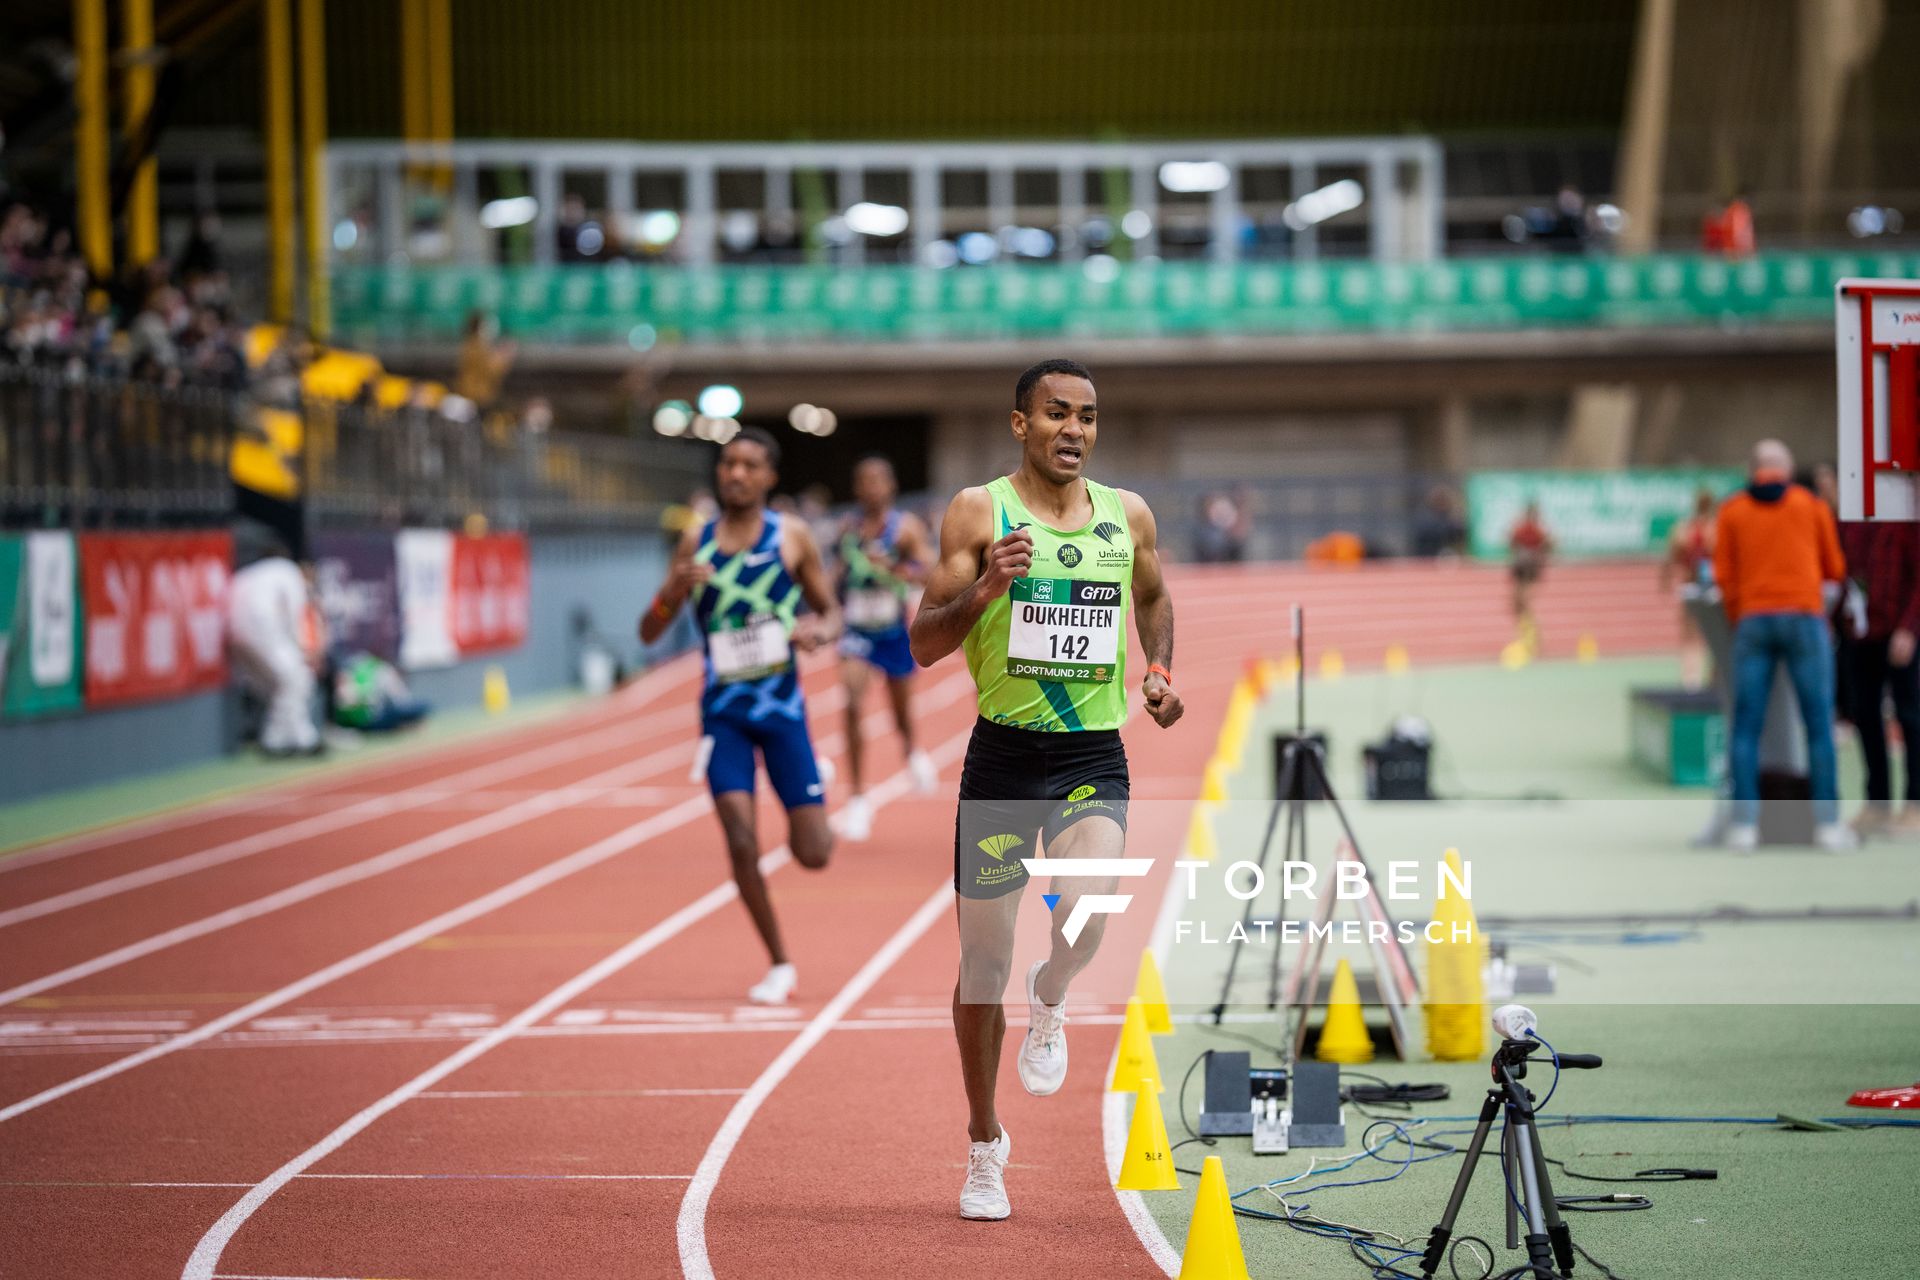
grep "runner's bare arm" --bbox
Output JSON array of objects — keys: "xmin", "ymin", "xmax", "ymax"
[
  {"xmin": 639, "ymin": 522, "xmax": 708, "ymax": 644},
  {"xmin": 1123, "ymin": 489, "xmax": 1183, "ymax": 728},
  {"xmin": 789, "ymin": 521, "xmax": 844, "ymax": 651},
  {"xmin": 909, "ymin": 487, "xmax": 1031, "ymax": 666},
  {"xmin": 890, "ymin": 512, "xmax": 934, "ymax": 585}
]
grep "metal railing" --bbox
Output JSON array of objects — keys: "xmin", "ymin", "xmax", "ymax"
[
  {"xmin": 324, "ymin": 136, "xmax": 1446, "ymax": 271},
  {"xmin": 0, "ymin": 366, "xmax": 236, "ymax": 529},
  {"xmin": 0, "ymin": 365, "xmax": 703, "ymax": 535},
  {"xmin": 305, "ymin": 400, "xmax": 705, "ymax": 534}
]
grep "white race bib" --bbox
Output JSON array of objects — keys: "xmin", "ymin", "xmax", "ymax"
[
  {"xmin": 1005, "ymin": 577, "xmax": 1121, "ymax": 683},
  {"xmin": 709, "ymin": 613, "xmax": 792, "ymax": 683},
  {"xmin": 846, "ymin": 587, "xmax": 903, "ymax": 630}
]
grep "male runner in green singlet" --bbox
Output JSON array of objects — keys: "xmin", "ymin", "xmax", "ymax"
[{"xmin": 910, "ymin": 358, "xmax": 1183, "ymax": 1221}]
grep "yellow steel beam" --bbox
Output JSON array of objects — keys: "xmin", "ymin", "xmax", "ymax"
[
  {"xmin": 262, "ymin": 0, "xmax": 295, "ymax": 323},
  {"xmin": 123, "ymin": 0, "xmax": 160, "ymax": 267},
  {"xmin": 299, "ymin": 0, "xmax": 330, "ymax": 336},
  {"xmin": 73, "ymin": 0, "xmax": 113, "ymax": 281}
]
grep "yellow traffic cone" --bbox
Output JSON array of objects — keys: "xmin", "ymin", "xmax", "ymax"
[
  {"xmin": 1202, "ymin": 759, "xmax": 1229, "ymax": 804},
  {"xmin": 1115, "ymin": 1080, "xmax": 1182, "ymax": 1190},
  {"xmin": 1178, "ymin": 1156, "xmax": 1252, "ymax": 1280},
  {"xmin": 1384, "ymin": 643, "xmax": 1410, "ymax": 674},
  {"xmin": 483, "ymin": 665, "xmax": 511, "ymax": 715},
  {"xmin": 1577, "ymin": 633, "xmax": 1599, "ymax": 663},
  {"xmin": 1314, "ymin": 958, "xmax": 1375, "ymax": 1064},
  {"xmin": 1109, "ymin": 997, "xmax": 1165, "ymax": 1093},
  {"xmin": 1319, "ymin": 648, "xmax": 1345, "ymax": 680},
  {"xmin": 1425, "ymin": 848, "xmax": 1486, "ymax": 1061},
  {"xmin": 1134, "ymin": 949, "xmax": 1174, "ymax": 1035},
  {"xmin": 1185, "ymin": 804, "xmax": 1218, "ymax": 862}
]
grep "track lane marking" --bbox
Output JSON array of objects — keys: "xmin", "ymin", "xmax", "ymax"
[{"xmin": 177, "ymin": 708, "xmax": 973, "ymax": 1280}]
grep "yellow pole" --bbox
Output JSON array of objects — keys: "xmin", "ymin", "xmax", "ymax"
[
  {"xmin": 262, "ymin": 0, "xmax": 296, "ymax": 324},
  {"xmin": 426, "ymin": 0, "xmax": 454, "ymax": 186},
  {"xmin": 400, "ymin": 0, "xmax": 429, "ymax": 150},
  {"xmin": 72, "ymin": 0, "xmax": 113, "ymax": 282},
  {"xmin": 299, "ymin": 0, "xmax": 330, "ymax": 337},
  {"xmin": 123, "ymin": 0, "xmax": 160, "ymax": 268}
]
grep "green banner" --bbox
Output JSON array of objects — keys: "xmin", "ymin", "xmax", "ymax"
[
  {"xmin": 331, "ymin": 249, "xmax": 1920, "ymax": 349},
  {"xmin": 0, "ymin": 531, "xmax": 85, "ymax": 719},
  {"xmin": 1465, "ymin": 470, "xmax": 1745, "ymax": 561}
]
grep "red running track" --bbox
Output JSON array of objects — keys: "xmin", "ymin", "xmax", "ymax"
[{"xmin": 0, "ymin": 561, "xmax": 1676, "ymax": 1280}]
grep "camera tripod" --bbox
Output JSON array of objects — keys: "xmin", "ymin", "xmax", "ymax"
[
  {"xmin": 1207, "ymin": 605, "xmax": 1412, "ymax": 1025},
  {"xmin": 1418, "ymin": 1037, "xmax": 1603, "ymax": 1279}
]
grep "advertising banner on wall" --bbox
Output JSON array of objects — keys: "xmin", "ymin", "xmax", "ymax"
[
  {"xmin": 1465, "ymin": 469, "xmax": 1745, "ymax": 561},
  {"xmin": 396, "ymin": 528, "xmax": 458, "ymax": 670},
  {"xmin": 451, "ymin": 532, "xmax": 530, "ymax": 656},
  {"xmin": 80, "ymin": 531, "xmax": 232, "ymax": 708},
  {"xmin": 312, "ymin": 532, "xmax": 402, "ymax": 662},
  {"xmin": 2, "ymin": 531, "xmax": 86, "ymax": 719}
]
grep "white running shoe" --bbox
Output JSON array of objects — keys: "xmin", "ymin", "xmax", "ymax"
[
  {"xmin": 841, "ymin": 794, "xmax": 873, "ymax": 842},
  {"xmin": 908, "ymin": 748, "xmax": 939, "ymax": 794},
  {"xmin": 1815, "ymin": 822, "xmax": 1860, "ymax": 853},
  {"xmin": 1016, "ymin": 960, "xmax": 1069, "ymax": 1097},
  {"xmin": 747, "ymin": 963, "xmax": 798, "ymax": 1005},
  {"xmin": 1724, "ymin": 824, "xmax": 1758, "ymax": 853},
  {"xmin": 959, "ymin": 1127, "xmax": 1011, "ymax": 1220}
]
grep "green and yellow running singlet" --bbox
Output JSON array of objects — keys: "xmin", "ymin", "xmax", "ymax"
[{"xmin": 963, "ymin": 475, "xmax": 1133, "ymax": 732}]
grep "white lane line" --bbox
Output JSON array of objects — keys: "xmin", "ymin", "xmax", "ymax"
[
  {"xmin": 417, "ymin": 1089, "xmax": 748, "ymax": 1099},
  {"xmin": 178, "ymin": 717, "xmax": 969, "ymax": 1280},
  {"xmin": 0, "ymin": 784, "xmax": 704, "ymax": 1124},
  {"xmin": 0, "ymin": 652, "xmax": 697, "ymax": 874},
  {"xmin": 1100, "ymin": 742, "xmax": 1222, "ymax": 1279},
  {"xmin": 0, "ymin": 732, "xmax": 705, "ymax": 1010},
  {"xmin": 0, "ymin": 704, "xmax": 696, "ymax": 930},
  {"xmin": 675, "ymin": 880, "xmax": 953, "ymax": 1280},
  {"xmin": 295, "ymin": 1172, "xmax": 692, "ymax": 1181}
]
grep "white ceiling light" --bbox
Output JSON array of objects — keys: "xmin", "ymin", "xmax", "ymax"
[
  {"xmin": 479, "ymin": 196, "xmax": 538, "ymax": 229},
  {"xmin": 1158, "ymin": 160, "xmax": 1230, "ymax": 194},
  {"xmin": 843, "ymin": 202, "xmax": 910, "ymax": 237},
  {"xmin": 788, "ymin": 403, "xmax": 822, "ymax": 435},
  {"xmin": 812, "ymin": 408, "xmax": 837, "ymax": 438},
  {"xmin": 652, "ymin": 401, "xmax": 691, "ymax": 437},
  {"xmin": 698, "ymin": 384, "xmax": 743, "ymax": 418},
  {"xmin": 1282, "ymin": 179, "xmax": 1365, "ymax": 231}
]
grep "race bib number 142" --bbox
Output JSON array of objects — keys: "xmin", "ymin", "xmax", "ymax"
[{"xmin": 1005, "ymin": 577, "xmax": 1120, "ymax": 683}]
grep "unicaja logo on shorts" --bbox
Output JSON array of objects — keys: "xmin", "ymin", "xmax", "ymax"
[
  {"xmin": 1019, "ymin": 853, "xmax": 1154, "ymax": 943},
  {"xmin": 1057, "ymin": 544, "xmax": 1083, "ymax": 568},
  {"xmin": 976, "ymin": 833, "xmax": 1025, "ymax": 862}
]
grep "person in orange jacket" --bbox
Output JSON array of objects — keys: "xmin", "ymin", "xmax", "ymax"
[{"xmin": 1711, "ymin": 440, "xmax": 1850, "ymax": 850}]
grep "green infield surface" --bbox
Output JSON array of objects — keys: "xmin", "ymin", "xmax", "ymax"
[{"xmin": 1148, "ymin": 656, "xmax": 1920, "ymax": 1280}]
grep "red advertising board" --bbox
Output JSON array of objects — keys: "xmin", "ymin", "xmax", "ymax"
[
  {"xmin": 450, "ymin": 532, "xmax": 530, "ymax": 655},
  {"xmin": 81, "ymin": 531, "xmax": 233, "ymax": 708}
]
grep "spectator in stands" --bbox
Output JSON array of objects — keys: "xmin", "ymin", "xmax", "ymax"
[
  {"xmin": 1712, "ymin": 439, "xmax": 1852, "ymax": 851},
  {"xmin": 1507, "ymin": 501, "xmax": 1554, "ymax": 644},
  {"xmin": 1195, "ymin": 489, "xmax": 1252, "ymax": 562},
  {"xmin": 1660, "ymin": 488, "xmax": 1717, "ymax": 689},
  {"xmin": 1701, "ymin": 189, "xmax": 1756, "ymax": 259},
  {"xmin": 454, "ymin": 309, "xmax": 515, "ymax": 412},
  {"xmin": 1411, "ymin": 484, "xmax": 1467, "ymax": 558},
  {"xmin": 228, "ymin": 543, "xmax": 324, "ymax": 757},
  {"xmin": 1837, "ymin": 518, "xmax": 1920, "ymax": 837}
]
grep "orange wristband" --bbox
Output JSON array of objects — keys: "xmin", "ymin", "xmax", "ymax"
[{"xmin": 1148, "ymin": 663, "xmax": 1173, "ymax": 685}]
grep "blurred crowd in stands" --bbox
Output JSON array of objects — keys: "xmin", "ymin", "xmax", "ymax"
[{"xmin": 1, "ymin": 196, "xmax": 252, "ymax": 390}]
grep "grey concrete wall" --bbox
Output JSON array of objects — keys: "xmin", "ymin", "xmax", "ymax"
[{"xmin": 0, "ymin": 530, "xmax": 675, "ymax": 806}]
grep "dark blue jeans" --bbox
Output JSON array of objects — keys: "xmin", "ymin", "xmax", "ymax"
[{"xmin": 1729, "ymin": 611, "xmax": 1839, "ymax": 826}]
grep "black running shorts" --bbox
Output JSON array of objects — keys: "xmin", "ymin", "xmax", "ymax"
[{"xmin": 953, "ymin": 716, "xmax": 1131, "ymax": 900}]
